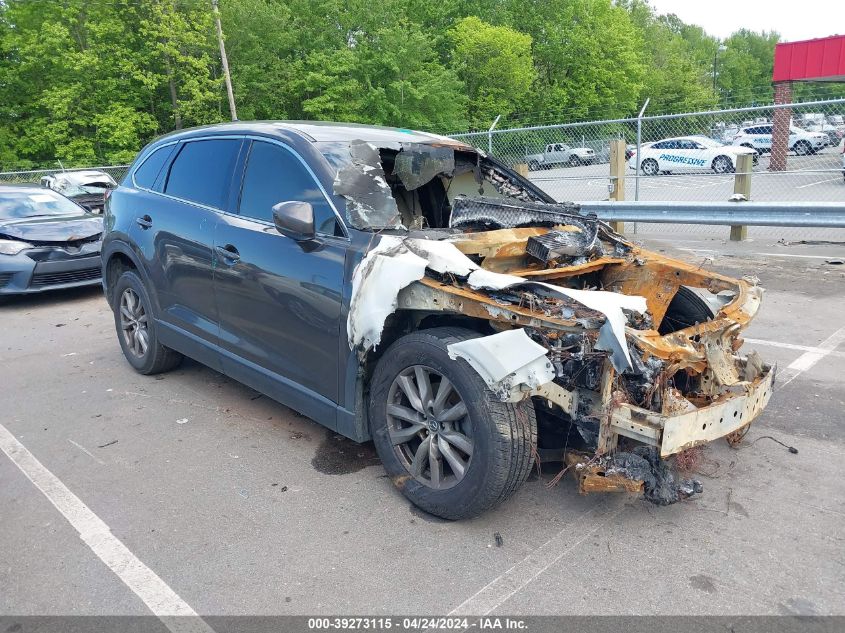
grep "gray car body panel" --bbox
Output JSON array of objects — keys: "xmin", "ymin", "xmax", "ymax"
[{"xmin": 103, "ymin": 122, "xmax": 552, "ymax": 442}]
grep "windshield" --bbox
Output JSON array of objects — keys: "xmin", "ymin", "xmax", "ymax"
[
  {"xmin": 316, "ymin": 140, "xmax": 545, "ymax": 231},
  {"xmin": 693, "ymin": 137, "xmax": 723, "ymax": 148},
  {"xmin": 53, "ymin": 175, "xmax": 116, "ymax": 197},
  {"xmin": 0, "ymin": 190, "xmax": 85, "ymax": 220}
]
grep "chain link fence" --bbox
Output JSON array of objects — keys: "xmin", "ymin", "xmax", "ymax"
[
  {"xmin": 0, "ymin": 165, "xmax": 130, "ymax": 186},
  {"xmin": 3, "ymin": 101, "xmax": 844, "ymax": 240},
  {"xmin": 452, "ymin": 98, "xmax": 845, "ymax": 241}
]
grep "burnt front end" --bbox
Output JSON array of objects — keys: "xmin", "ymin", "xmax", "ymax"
[
  {"xmin": 337, "ymin": 138, "xmax": 773, "ymax": 506},
  {"xmin": 389, "ymin": 218, "xmax": 773, "ymax": 504}
]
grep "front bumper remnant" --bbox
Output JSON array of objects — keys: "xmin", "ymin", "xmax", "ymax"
[{"xmin": 610, "ymin": 365, "xmax": 776, "ymax": 457}]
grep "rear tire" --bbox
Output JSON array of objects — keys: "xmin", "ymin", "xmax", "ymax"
[
  {"xmin": 369, "ymin": 327, "xmax": 537, "ymax": 520},
  {"xmin": 112, "ymin": 270, "xmax": 182, "ymax": 375},
  {"xmin": 568, "ymin": 155, "xmax": 580, "ymax": 167},
  {"xmin": 528, "ymin": 160, "xmax": 540, "ymax": 171},
  {"xmin": 794, "ymin": 140, "xmax": 812, "ymax": 156},
  {"xmin": 712, "ymin": 155, "xmax": 733, "ymax": 174},
  {"xmin": 641, "ymin": 158, "xmax": 659, "ymax": 176}
]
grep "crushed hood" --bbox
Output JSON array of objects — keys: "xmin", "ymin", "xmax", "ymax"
[
  {"xmin": 348, "ymin": 234, "xmax": 647, "ymax": 373},
  {"xmin": 0, "ymin": 214, "xmax": 103, "ymax": 242}
]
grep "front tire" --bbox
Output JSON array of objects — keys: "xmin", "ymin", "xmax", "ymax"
[
  {"xmin": 369, "ymin": 327, "xmax": 537, "ymax": 520},
  {"xmin": 659, "ymin": 286, "xmax": 715, "ymax": 335},
  {"xmin": 528, "ymin": 160, "xmax": 540, "ymax": 171},
  {"xmin": 112, "ymin": 270, "xmax": 182, "ymax": 375},
  {"xmin": 568, "ymin": 155, "xmax": 580, "ymax": 167}
]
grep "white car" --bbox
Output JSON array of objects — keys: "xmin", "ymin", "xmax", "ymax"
[
  {"xmin": 732, "ymin": 124, "xmax": 828, "ymax": 155},
  {"xmin": 39, "ymin": 170, "xmax": 117, "ymax": 214},
  {"xmin": 627, "ymin": 136, "xmax": 758, "ymax": 176}
]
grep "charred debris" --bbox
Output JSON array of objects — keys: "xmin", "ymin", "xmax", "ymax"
[{"xmin": 335, "ymin": 139, "xmax": 772, "ymax": 505}]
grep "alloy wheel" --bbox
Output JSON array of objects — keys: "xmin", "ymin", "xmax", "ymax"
[
  {"xmin": 386, "ymin": 365, "xmax": 473, "ymax": 490},
  {"xmin": 713, "ymin": 156, "xmax": 731, "ymax": 174},
  {"xmin": 119, "ymin": 288, "xmax": 149, "ymax": 358}
]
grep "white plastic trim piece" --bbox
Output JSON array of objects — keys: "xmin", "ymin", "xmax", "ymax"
[
  {"xmin": 447, "ymin": 329, "xmax": 556, "ymax": 401},
  {"xmin": 348, "ymin": 235, "xmax": 647, "ymax": 371},
  {"xmin": 347, "ymin": 236, "xmax": 427, "ymax": 350},
  {"xmin": 407, "ymin": 238, "xmax": 646, "ymax": 370}
]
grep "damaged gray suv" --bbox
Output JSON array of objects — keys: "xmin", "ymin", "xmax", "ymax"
[{"xmin": 103, "ymin": 122, "xmax": 774, "ymax": 519}]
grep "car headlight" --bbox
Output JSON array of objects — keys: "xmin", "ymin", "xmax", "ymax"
[{"xmin": 0, "ymin": 239, "xmax": 33, "ymax": 255}]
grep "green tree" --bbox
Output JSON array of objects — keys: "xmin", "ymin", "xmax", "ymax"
[
  {"xmin": 511, "ymin": 0, "xmax": 646, "ymax": 122},
  {"xmin": 716, "ymin": 29, "xmax": 780, "ymax": 106},
  {"xmin": 0, "ymin": 0, "xmax": 818, "ymax": 169},
  {"xmin": 448, "ymin": 16, "xmax": 535, "ymax": 130},
  {"xmin": 0, "ymin": 0, "xmax": 222, "ymax": 169},
  {"xmin": 623, "ymin": 1, "xmax": 716, "ymax": 114},
  {"xmin": 294, "ymin": 21, "xmax": 468, "ymax": 130},
  {"xmin": 220, "ymin": 0, "xmax": 296, "ymax": 120}
]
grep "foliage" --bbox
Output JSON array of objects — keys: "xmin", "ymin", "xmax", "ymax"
[
  {"xmin": 0, "ymin": 0, "xmax": 816, "ymax": 169},
  {"xmin": 717, "ymin": 29, "xmax": 780, "ymax": 106},
  {"xmin": 448, "ymin": 16, "xmax": 534, "ymax": 130}
]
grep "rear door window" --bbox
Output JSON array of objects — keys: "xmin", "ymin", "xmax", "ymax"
[
  {"xmin": 238, "ymin": 140, "xmax": 341, "ymax": 236},
  {"xmin": 133, "ymin": 144, "xmax": 176, "ymax": 191},
  {"xmin": 164, "ymin": 139, "xmax": 241, "ymax": 209}
]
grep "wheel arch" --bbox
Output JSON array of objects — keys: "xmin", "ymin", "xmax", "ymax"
[
  {"xmin": 711, "ymin": 154, "xmax": 734, "ymax": 172},
  {"xmin": 342, "ymin": 312, "xmax": 494, "ymax": 442},
  {"xmin": 363, "ymin": 311, "xmax": 492, "ymax": 396},
  {"xmin": 102, "ymin": 242, "xmax": 157, "ymax": 313}
]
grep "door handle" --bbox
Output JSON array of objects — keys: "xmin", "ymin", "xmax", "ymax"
[
  {"xmin": 135, "ymin": 215, "xmax": 153, "ymax": 229},
  {"xmin": 215, "ymin": 244, "xmax": 240, "ymax": 263}
]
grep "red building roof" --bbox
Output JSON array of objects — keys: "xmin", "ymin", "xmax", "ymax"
[{"xmin": 773, "ymin": 34, "xmax": 845, "ymax": 82}]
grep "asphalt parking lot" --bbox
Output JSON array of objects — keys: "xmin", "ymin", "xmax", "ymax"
[
  {"xmin": 2, "ymin": 236, "xmax": 845, "ymax": 619},
  {"xmin": 528, "ymin": 147, "xmax": 844, "ymax": 203}
]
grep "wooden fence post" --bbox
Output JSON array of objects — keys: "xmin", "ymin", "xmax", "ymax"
[
  {"xmin": 730, "ymin": 153, "xmax": 753, "ymax": 241},
  {"xmin": 608, "ymin": 139, "xmax": 626, "ymax": 233}
]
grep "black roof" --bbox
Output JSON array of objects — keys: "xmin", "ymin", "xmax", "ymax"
[{"xmin": 151, "ymin": 120, "xmax": 473, "ymax": 148}]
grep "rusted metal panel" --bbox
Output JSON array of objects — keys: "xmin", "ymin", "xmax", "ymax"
[
  {"xmin": 608, "ymin": 366, "xmax": 775, "ymax": 457},
  {"xmin": 564, "ymin": 452, "xmax": 645, "ymax": 495}
]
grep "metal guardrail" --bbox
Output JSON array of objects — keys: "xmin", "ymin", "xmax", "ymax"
[{"xmin": 578, "ymin": 201, "xmax": 845, "ymax": 228}]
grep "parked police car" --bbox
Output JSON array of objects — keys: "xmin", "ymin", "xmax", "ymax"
[
  {"xmin": 732, "ymin": 124, "xmax": 828, "ymax": 155},
  {"xmin": 628, "ymin": 136, "xmax": 758, "ymax": 176}
]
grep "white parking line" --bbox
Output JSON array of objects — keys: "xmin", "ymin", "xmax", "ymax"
[
  {"xmin": 744, "ymin": 337, "xmax": 845, "ymax": 359},
  {"xmin": 779, "ymin": 326, "xmax": 845, "ymax": 387},
  {"xmin": 796, "ymin": 177, "xmax": 842, "ymax": 189},
  {"xmin": 754, "ymin": 252, "xmax": 840, "ymax": 260},
  {"xmin": 447, "ymin": 504, "xmax": 624, "ymax": 616},
  {"xmin": 0, "ymin": 423, "xmax": 214, "ymax": 633}
]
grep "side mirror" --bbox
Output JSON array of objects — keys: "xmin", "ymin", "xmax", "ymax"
[{"xmin": 272, "ymin": 201, "xmax": 315, "ymax": 242}]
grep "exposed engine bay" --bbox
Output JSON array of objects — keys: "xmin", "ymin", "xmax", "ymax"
[{"xmin": 334, "ymin": 139, "xmax": 775, "ymax": 505}]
